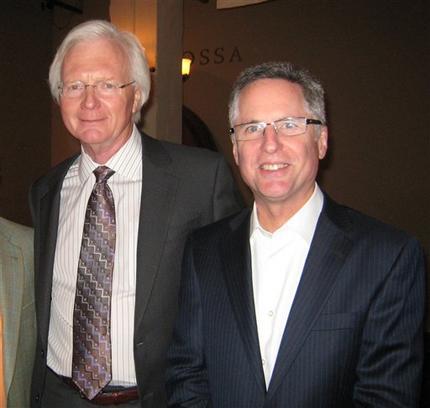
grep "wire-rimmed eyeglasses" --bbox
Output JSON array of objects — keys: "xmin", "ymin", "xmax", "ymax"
[
  {"xmin": 58, "ymin": 80, "xmax": 136, "ymax": 99},
  {"xmin": 229, "ymin": 116, "xmax": 322, "ymax": 141}
]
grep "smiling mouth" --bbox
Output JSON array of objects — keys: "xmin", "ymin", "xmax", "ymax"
[{"xmin": 260, "ymin": 163, "xmax": 289, "ymax": 171}]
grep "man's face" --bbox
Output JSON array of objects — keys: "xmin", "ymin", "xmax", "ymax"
[
  {"xmin": 232, "ymin": 78, "xmax": 327, "ymax": 215},
  {"xmin": 59, "ymin": 38, "xmax": 141, "ymax": 161}
]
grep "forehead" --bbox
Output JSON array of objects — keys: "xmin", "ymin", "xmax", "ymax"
[
  {"xmin": 237, "ymin": 78, "xmax": 308, "ymax": 120},
  {"xmin": 62, "ymin": 38, "xmax": 129, "ymax": 80}
]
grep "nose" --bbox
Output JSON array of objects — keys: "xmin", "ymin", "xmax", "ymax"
[
  {"xmin": 81, "ymin": 85, "xmax": 99, "ymax": 109},
  {"xmin": 261, "ymin": 122, "xmax": 281, "ymax": 153}
]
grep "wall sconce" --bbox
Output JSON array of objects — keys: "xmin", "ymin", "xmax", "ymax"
[{"xmin": 182, "ymin": 57, "xmax": 192, "ymax": 81}]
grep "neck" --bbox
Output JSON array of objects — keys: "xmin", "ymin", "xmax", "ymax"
[
  {"xmin": 255, "ymin": 203, "xmax": 297, "ymax": 233},
  {"xmin": 254, "ymin": 186, "xmax": 316, "ymax": 233},
  {"xmin": 85, "ymin": 148, "xmax": 115, "ymax": 164},
  {"xmin": 83, "ymin": 129, "xmax": 133, "ymax": 164}
]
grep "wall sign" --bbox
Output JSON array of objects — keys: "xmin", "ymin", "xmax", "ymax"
[{"xmin": 183, "ymin": 46, "xmax": 242, "ymax": 66}]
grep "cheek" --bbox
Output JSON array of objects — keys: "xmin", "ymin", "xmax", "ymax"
[
  {"xmin": 235, "ymin": 148, "xmax": 256, "ymax": 179},
  {"xmin": 59, "ymin": 103, "xmax": 75, "ymax": 125},
  {"xmin": 117, "ymin": 97, "xmax": 135, "ymax": 119},
  {"xmin": 234, "ymin": 145, "xmax": 254, "ymax": 170},
  {"xmin": 59, "ymin": 100, "xmax": 71, "ymax": 115},
  {"xmin": 296, "ymin": 139, "xmax": 323, "ymax": 164}
]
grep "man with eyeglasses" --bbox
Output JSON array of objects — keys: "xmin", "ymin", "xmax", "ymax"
[
  {"xmin": 166, "ymin": 61, "xmax": 425, "ymax": 407},
  {"xmin": 29, "ymin": 20, "xmax": 241, "ymax": 408}
]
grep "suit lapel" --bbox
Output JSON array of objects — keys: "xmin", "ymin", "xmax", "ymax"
[
  {"xmin": 267, "ymin": 197, "xmax": 353, "ymax": 398},
  {"xmin": 0, "ymin": 237, "xmax": 23, "ymax": 393},
  {"xmin": 134, "ymin": 135, "xmax": 178, "ymax": 328},
  {"xmin": 220, "ymin": 210, "xmax": 266, "ymax": 391}
]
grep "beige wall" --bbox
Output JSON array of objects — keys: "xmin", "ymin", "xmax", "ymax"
[
  {"xmin": 183, "ymin": 0, "xmax": 429, "ymax": 259},
  {"xmin": 1, "ymin": 0, "xmax": 428, "ymax": 260}
]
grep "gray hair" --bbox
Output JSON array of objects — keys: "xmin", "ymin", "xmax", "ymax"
[
  {"xmin": 48, "ymin": 19, "xmax": 151, "ymax": 123},
  {"xmin": 228, "ymin": 61, "xmax": 326, "ymax": 126}
]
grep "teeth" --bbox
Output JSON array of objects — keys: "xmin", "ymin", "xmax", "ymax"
[{"xmin": 260, "ymin": 163, "xmax": 288, "ymax": 171}]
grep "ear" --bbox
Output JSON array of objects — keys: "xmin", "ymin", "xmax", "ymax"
[
  {"xmin": 317, "ymin": 126, "xmax": 328, "ymax": 160},
  {"xmin": 232, "ymin": 137, "xmax": 240, "ymax": 166},
  {"xmin": 132, "ymin": 87, "xmax": 142, "ymax": 114}
]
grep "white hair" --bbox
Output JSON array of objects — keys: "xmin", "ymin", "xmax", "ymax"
[{"xmin": 48, "ymin": 20, "xmax": 151, "ymax": 123}]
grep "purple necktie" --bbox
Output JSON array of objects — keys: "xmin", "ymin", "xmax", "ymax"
[{"xmin": 72, "ymin": 166, "xmax": 116, "ymax": 400}]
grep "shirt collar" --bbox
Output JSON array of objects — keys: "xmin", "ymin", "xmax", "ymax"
[
  {"xmin": 77, "ymin": 125, "xmax": 142, "ymax": 183},
  {"xmin": 250, "ymin": 183, "xmax": 324, "ymax": 245}
]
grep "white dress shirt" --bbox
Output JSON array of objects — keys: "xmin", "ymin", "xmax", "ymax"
[
  {"xmin": 250, "ymin": 184, "xmax": 324, "ymax": 388},
  {"xmin": 47, "ymin": 126, "xmax": 142, "ymax": 385}
]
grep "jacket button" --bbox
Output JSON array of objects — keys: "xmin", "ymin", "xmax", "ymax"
[{"xmin": 35, "ymin": 393, "xmax": 40, "ymax": 401}]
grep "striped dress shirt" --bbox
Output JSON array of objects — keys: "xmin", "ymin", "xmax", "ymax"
[{"xmin": 47, "ymin": 126, "xmax": 142, "ymax": 386}]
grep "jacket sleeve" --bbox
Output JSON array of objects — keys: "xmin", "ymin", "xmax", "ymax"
[
  {"xmin": 166, "ymin": 236, "xmax": 212, "ymax": 407},
  {"xmin": 353, "ymin": 237, "xmax": 426, "ymax": 407}
]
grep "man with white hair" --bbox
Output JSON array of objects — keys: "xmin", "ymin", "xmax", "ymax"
[{"xmin": 30, "ymin": 20, "xmax": 241, "ymax": 407}]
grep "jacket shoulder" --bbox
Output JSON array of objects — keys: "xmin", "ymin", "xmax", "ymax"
[
  {"xmin": 30, "ymin": 155, "xmax": 77, "ymax": 196},
  {"xmin": 323, "ymin": 194, "xmax": 420, "ymax": 248},
  {"xmin": 141, "ymin": 132, "xmax": 223, "ymax": 168},
  {"xmin": 191, "ymin": 208, "xmax": 250, "ymax": 241}
]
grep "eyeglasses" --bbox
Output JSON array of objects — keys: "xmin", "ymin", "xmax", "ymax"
[
  {"xmin": 58, "ymin": 80, "xmax": 136, "ymax": 98},
  {"xmin": 229, "ymin": 117, "xmax": 322, "ymax": 141}
]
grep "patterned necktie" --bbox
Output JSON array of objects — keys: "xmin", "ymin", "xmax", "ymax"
[{"xmin": 72, "ymin": 166, "xmax": 116, "ymax": 400}]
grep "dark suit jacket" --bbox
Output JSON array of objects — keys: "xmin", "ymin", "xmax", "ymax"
[
  {"xmin": 29, "ymin": 132, "xmax": 242, "ymax": 408},
  {"xmin": 166, "ymin": 195, "xmax": 426, "ymax": 407}
]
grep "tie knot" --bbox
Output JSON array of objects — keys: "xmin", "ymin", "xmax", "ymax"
[{"xmin": 93, "ymin": 166, "xmax": 115, "ymax": 183}]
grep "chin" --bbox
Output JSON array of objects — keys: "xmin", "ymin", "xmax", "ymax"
[
  {"xmin": 259, "ymin": 182, "xmax": 291, "ymax": 196},
  {"xmin": 75, "ymin": 128, "xmax": 110, "ymax": 144}
]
